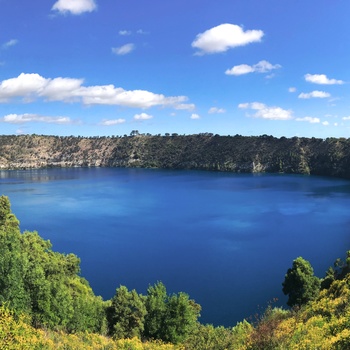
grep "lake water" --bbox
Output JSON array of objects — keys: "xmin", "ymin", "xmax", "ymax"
[{"xmin": 0, "ymin": 167, "xmax": 350, "ymax": 326}]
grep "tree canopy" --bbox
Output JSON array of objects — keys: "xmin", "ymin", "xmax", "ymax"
[{"xmin": 282, "ymin": 256, "xmax": 320, "ymax": 307}]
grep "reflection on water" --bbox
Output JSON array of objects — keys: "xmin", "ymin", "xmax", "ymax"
[
  {"xmin": 0, "ymin": 167, "xmax": 350, "ymax": 326},
  {"xmin": 0, "ymin": 168, "xmax": 81, "ymax": 182}
]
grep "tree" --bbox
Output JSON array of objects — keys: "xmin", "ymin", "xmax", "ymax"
[
  {"xmin": 162, "ymin": 292, "xmax": 201, "ymax": 344},
  {"xmin": 321, "ymin": 266, "xmax": 336, "ymax": 290},
  {"xmin": 143, "ymin": 281, "xmax": 201, "ymax": 343},
  {"xmin": 0, "ymin": 196, "xmax": 29, "ymax": 315},
  {"xmin": 21, "ymin": 230, "xmax": 107, "ymax": 332},
  {"xmin": 130, "ymin": 130, "xmax": 139, "ymax": 137},
  {"xmin": 144, "ymin": 281, "xmax": 167, "ymax": 339},
  {"xmin": 0, "ymin": 195, "xmax": 108, "ymax": 333},
  {"xmin": 333, "ymin": 250, "xmax": 350, "ymax": 279},
  {"xmin": 107, "ymin": 285, "xmax": 147, "ymax": 340},
  {"xmin": 282, "ymin": 257, "xmax": 320, "ymax": 307}
]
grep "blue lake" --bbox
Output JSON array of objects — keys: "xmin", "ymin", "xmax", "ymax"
[{"xmin": 1, "ymin": 167, "xmax": 350, "ymax": 326}]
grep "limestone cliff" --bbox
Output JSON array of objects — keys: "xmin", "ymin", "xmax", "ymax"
[{"xmin": 1, "ymin": 134, "xmax": 350, "ymax": 179}]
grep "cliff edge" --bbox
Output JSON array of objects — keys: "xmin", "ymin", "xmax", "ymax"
[{"xmin": 1, "ymin": 134, "xmax": 350, "ymax": 178}]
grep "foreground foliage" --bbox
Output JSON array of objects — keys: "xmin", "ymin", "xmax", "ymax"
[
  {"xmin": 0, "ymin": 195, "xmax": 107, "ymax": 333},
  {"xmin": 0, "ymin": 305, "xmax": 182, "ymax": 350},
  {"xmin": 1, "ymin": 194, "xmax": 350, "ymax": 349}
]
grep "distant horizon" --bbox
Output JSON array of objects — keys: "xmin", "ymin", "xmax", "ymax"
[{"xmin": 1, "ymin": 1, "xmax": 350, "ymax": 138}]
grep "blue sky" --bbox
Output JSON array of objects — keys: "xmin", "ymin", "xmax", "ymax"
[{"xmin": 0, "ymin": 0, "xmax": 350, "ymax": 138}]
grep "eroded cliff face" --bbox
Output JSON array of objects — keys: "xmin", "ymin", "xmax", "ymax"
[{"xmin": 0, "ymin": 134, "xmax": 350, "ymax": 178}]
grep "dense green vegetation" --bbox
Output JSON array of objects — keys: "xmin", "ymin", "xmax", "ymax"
[
  {"xmin": 282, "ymin": 257, "xmax": 321, "ymax": 307},
  {"xmin": 1, "ymin": 133, "xmax": 350, "ymax": 178},
  {"xmin": 1, "ymin": 194, "xmax": 350, "ymax": 349},
  {"xmin": 0, "ymin": 195, "xmax": 200, "ymax": 347}
]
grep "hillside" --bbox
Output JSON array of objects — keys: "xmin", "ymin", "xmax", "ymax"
[{"xmin": 1, "ymin": 134, "xmax": 350, "ymax": 178}]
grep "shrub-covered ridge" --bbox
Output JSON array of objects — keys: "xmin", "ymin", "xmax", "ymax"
[{"xmin": 1, "ymin": 133, "xmax": 350, "ymax": 178}]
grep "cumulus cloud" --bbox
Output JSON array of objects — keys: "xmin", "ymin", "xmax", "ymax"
[
  {"xmin": 52, "ymin": 0, "xmax": 97, "ymax": 15},
  {"xmin": 238, "ymin": 102, "xmax": 293, "ymax": 120},
  {"xmin": 225, "ymin": 60, "xmax": 281, "ymax": 76},
  {"xmin": 298, "ymin": 91, "xmax": 331, "ymax": 99},
  {"xmin": 295, "ymin": 116, "xmax": 320, "ymax": 123},
  {"xmin": 0, "ymin": 73, "xmax": 193, "ymax": 110},
  {"xmin": 322, "ymin": 121, "xmax": 329, "ymax": 126},
  {"xmin": 43, "ymin": 77, "xmax": 85, "ymax": 101},
  {"xmin": 134, "ymin": 113, "xmax": 153, "ymax": 120},
  {"xmin": 112, "ymin": 43, "xmax": 135, "ymax": 56},
  {"xmin": 226, "ymin": 64, "xmax": 253, "ymax": 76},
  {"xmin": 192, "ymin": 23, "xmax": 264, "ymax": 55},
  {"xmin": 288, "ymin": 87, "xmax": 297, "ymax": 93},
  {"xmin": 208, "ymin": 107, "xmax": 226, "ymax": 114},
  {"xmin": 304, "ymin": 74, "xmax": 344, "ymax": 85},
  {"xmin": 2, "ymin": 39, "xmax": 18, "ymax": 49},
  {"xmin": 0, "ymin": 73, "xmax": 49, "ymax": 101},
  {"xmin": 81, "ymin": 86, "xmax": 191, "ymax": 109},
  {"xmin": 100, "ymin": 118, "xmax": 126, "ymax": 126},
  {"xmin": 1, "ymin": 113, "xmax": 72, "ymax": 124},
  {"xmin": 190, "ymin": 113, "xmax": 201, "ymax": 119},
  {"xmin": 342, "ymin": 116, "xmax": 350, "ymax": 121},
  {"xmin": 0, "ymin": 73, "xmax": 83, "ymax": 102}
]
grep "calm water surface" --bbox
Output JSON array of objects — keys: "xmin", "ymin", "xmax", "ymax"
[{"xmin": 1, "ymin": 167, "xmax": 350, "ymax": 326}]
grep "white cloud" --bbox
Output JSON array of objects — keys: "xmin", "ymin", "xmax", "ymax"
[
  {"xmin": 134, "ymin": 113, "xmax": 153, "ymax": 120},
  {"xmin": 208, "ymin": 107, "xmax": 226, "ymax": 114},
  {"xmin": 112, "ymin": 43, "xmax": 135, "ymax": 56},
  {"xmin": 1, "ymin": 113, "xmax": 72, "ymax": 124},
  {"xmin": 342, "ymin": 116, "xmax": 350, "ymax": 120},
  {"xmin": 52, "ymin": 0, "xmax": 97, "ymax": 15},
  {"xmin": 119, "ymin": 30, "xmax": 132, "ymax": 36},
  {"xmin": 100, "ymin": 118, "xmax": 126, "ymax": 126},
  {"xmin": 304, "ymin": 73, "xmax": 344, "ymax": 85},
  {"xmin": 238, "ymin": 102, "xmax": 293, "ymax": 120},
  {"xmin": 226, "ymin": 64, "xmax": 254, "ymax": 76},
  {"xmin": 80, "ymin": 87, "xmax": 189, "ymax": 109},
  {"xmin": 0, "ymin": 73, "xmax": 48, "ymax": 101},
  {"xmin": 295, "ymin": 116, "xmax": 320, "ymax": 123},
  {"xmin": 190, "ymin": 113, "xmax": 200, "ymax": 119},
  {"xmin": 322, "ymin": 121, "xmax": 330, "ymax": 126},
  {"xmin": 174, "ymin": 103, "xmax": 195, "ymax": 111},
  {"xmin": 288, "ymin": 87, "xmax": 297, "ymax": 93},
  {"xmin": 225, "ymin": 60, "xmax": 281, "ymax": 76},
  {"xmin": 238, "ymin": 102, "xmax": 249, "ymax": 109},
  {"xmin": 253, "ymin": 60, "xmax": 280, "ymax": 73},
  {"xmin": 118, "ymin": 29, "xmax": 148, "ymax": 36},
  {"xmin": 298, "ymin": 91, "xmax": 331, "ymax": 99},
  {"xmin": 42, "ymin": 77, "xmax": 85, "ymax": 101},
  {"xmin": 2, "ymin": 39, "xmax": 18, "ymax": 49},
  {"xmin": 0, "ymin": 73, "xmax": 192, "ymax": 110},
  {"xmin": 192, "ymin": 23, "xmax": 264, "ymax": 55}
]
